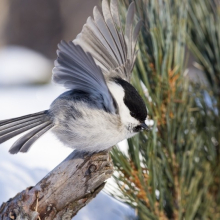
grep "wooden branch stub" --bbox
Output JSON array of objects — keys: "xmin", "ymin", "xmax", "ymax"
[{"xmin": 0, "ymin": 150, "xmax": 113, "ymax": 220}]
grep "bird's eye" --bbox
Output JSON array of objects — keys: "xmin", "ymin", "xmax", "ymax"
[{"xmin": 130, "ymin": 112, "xmax": 136, "ymax": 117}]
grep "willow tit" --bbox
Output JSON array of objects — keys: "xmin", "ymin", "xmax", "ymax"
[{"xmin": 0, "ymin": 0, "xmax": 148, "ymax": 154}]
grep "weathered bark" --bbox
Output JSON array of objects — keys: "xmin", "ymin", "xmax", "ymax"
[{"xmin": 0, "ymin": 150, "xmax": 113, "ymax": 220}]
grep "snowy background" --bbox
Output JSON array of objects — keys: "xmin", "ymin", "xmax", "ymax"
[{"xmin": 0, "ymin": 47, "xmax": 136, "ymax": 220}]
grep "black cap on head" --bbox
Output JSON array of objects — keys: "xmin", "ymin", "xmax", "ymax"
[{"xmin": 113, "ymin": 77, "xmax": 147, "ymax": 122}]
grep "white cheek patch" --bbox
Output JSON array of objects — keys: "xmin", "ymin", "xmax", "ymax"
[{"xmin": 108, "ymin": 81, "xmax": 139, "ymax": 127}]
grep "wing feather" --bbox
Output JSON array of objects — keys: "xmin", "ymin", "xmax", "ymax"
[
  {"xmin": 125, "ymin": 2, "xmax": 135, "ymax": 62},
  {"xmin": 74, "ymin": 0, "xmax": 142, "ymax": 82},
  {"xmin": 93, "ymin": 7, "xmax": 120, "ymax": 64},
  {"xmin": 53, "ymin": 1, "xmax": 141, "ymax": 113},
  {"xmin": 102, "ymin": 0, "xmax": 124, "ymax": 64},
  {"xmin": 110, "ymin": 0, "xmax": 127, "ymax": 59},
  {"xmin": 76, "ymin": 20, "xmax": 117, "ymax": 71},
  {"xmin": 53, "ymin": 41, "xmax": 115, "ymax": 113}
]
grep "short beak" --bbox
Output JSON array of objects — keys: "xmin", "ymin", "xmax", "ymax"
[{"xmin": 141, "ymin": 122, "xmax": 149, "ymax": 130}]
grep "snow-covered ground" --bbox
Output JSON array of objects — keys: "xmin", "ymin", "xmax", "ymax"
[{"xmin": 0, "ymin": 47, "xmax": 136, "ymax": 220}]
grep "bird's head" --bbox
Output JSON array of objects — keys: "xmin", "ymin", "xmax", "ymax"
[{"xmin": 108, "ymin": 77, "xmax": 148, "ymax": 134}]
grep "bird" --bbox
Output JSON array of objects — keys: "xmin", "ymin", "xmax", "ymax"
[{"xmin": 0, "ymin": 0, "xmax": 148, "ymax": 154}]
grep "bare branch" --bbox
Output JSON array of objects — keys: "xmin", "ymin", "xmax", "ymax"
[{"xmin": 0, "ymin": 150, "xmax": 113, "ymax": 220}]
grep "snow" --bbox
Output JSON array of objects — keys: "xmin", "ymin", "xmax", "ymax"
[{"xmin": 0, "ymin": 46, "xmax": 52, "ymax": 85}]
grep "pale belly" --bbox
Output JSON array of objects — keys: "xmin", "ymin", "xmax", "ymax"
[
  {"xmin": 52, "ymin": 122, "xmax": 128, "ymax": 152},
  {"xmin": 51, "ymin": 106, "xmax": 129, "ymax": 152}
]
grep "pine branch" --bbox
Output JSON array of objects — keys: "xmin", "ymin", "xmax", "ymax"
[
  {"xmin": 0, "ymin": 150, "xmax": 113, "ymax": 220},
  {"xmin": 110, "ymin": 0, "xmax": 220, "ymax": 219}
]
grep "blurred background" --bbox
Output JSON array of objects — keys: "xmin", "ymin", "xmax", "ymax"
[{"xmin": 0, "ymin": 1, "xmax": 136, "ymax": 219}]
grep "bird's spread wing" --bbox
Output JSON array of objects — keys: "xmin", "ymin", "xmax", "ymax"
[
  {"xmin": 52, "ymin": 0, "xmax": 141, "ymax": 113},
  {"xmin": 53, "ymin": 41, "xmax": 116, "ymax": 113},
  {"xmin": 74, "ymin": 0, "xmax": 142, "ymax": 82}
]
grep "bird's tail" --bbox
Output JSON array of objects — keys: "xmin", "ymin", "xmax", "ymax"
[{"xmin": 0, "ymin": 111, "xmax": 54, "ymax": 154}]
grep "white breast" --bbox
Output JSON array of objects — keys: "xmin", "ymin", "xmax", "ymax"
[{"xmin": 52, "ymin": 100, "xmax": 128, "ymax": 152}]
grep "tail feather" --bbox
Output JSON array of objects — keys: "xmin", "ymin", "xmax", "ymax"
[
  {"xmin": 0, "ymin": 110, "xmax": 54, "ymax": 154},
  {"xmin": 0, "ymin": 121, "xmax": 45, "ymax": 144},
  {"xmin": 0, "ymin": 118, "xmax": 45, "ymax": 135},
  {"xmin": 9, "ymin": 122, "xmax": 54, "ymax": 154},
  {"xmin": 0, "ymin": 111, "xmax": 47, "ymax": 126}
]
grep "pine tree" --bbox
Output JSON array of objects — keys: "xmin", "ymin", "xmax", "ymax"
[{"xmin": 110, "ymin": 0, "xmax": 220, "ymax": 219}]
